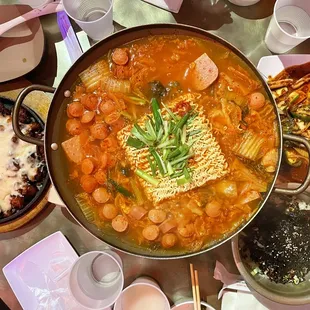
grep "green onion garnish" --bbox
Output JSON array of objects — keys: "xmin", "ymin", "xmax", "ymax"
[
  {"xmin": 177, "ymin": 175, "xmax": 191, "ymax": 185},
  {"xmin": 126, "ymin": 136, "xmax": 145, "ymax": 149},
  {"xmin": 147, "ymin": 155, "xmax": 157, "ymax": 177},
  {"xmin": 128, "ymin": 97, "xmax": 198, "ymax": 186},
  {"xmin": 135, "ymin": 169, "xmax": 160, "ymax": 186}
]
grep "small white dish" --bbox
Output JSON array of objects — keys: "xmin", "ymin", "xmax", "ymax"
[
  {"xmin": 0, "ymin": 5, "xmax": 44, "ymax": 83},
  {"xmin": 2, "ymin": 231, "xmax": 85, "ymax": 310},
  {"xmin": 257, "ymin": 54, "xmax": 310, "ymax": 78}
]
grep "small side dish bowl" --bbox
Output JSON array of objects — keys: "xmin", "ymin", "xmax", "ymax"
[{"xmin": 232, "ymin": 193, "xmax": 310, "ymax": 306}]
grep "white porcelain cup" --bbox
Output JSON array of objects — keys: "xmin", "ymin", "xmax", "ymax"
[
  {"xmin": 264, "ymin": 0, "xmax": 310, "ymax": 53},
  {"xmin": 69, "ymin": 250, "xmax": 124, "ymax": 310},
  {"xmin": 62, "ymin": 0, "xmax": 114, "ymax": 41},
  {"xmin": 114, "ymin": 276, "xmax": 170, "ymax": 310}
]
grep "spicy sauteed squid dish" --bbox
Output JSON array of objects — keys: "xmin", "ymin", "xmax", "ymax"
[{"xmin": 61, "ymin": 35, "xmax": 279, "ymax": 253}]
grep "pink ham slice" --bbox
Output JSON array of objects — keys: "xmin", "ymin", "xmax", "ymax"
[
  {"xmin": 61, "ymin": 135, "xmax": 84, "ymax": 164},
  {"xmin": 190, "ymin": 53, "xmax": 219, "ymax": 90}
]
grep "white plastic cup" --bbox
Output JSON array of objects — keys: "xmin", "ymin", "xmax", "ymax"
[
  {"xmin": 62, "ymin": 0, "xmax": 114, "ymax": 41},
  {"xmin": 264, "ymin": 0, "xmax": 310, "ymax": 54},
  {"xmin": 114, "ymin": 276, "xmax": 170, "ymax": 310},
  {"xmin": 69, "ymin": 250, "xmax": 124, "ymax": 310},
  {"xmin": 227, "ymin": 0, "xmax": 260, "ymax": 6}
]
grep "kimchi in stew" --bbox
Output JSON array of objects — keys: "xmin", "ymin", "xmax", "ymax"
[{"xmin": 61, "ymin": 35, "xmax": 279, "ymax": 253}]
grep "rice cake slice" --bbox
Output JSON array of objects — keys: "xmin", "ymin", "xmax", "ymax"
[{"xmin": 117, "ymin": 94, "xmax": 228, "ymax": 205}]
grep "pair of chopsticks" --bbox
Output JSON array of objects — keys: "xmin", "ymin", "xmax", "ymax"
[{"xmin": 190, "ymin": 263, "xmax": 201, "ymax": 310}]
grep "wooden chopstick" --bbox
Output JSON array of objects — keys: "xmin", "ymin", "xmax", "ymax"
[
  {"xmin": 190, "ymin": 264, "xmax": 198, "ymax": 310},
  {"xmin": 194, "ymin": 270, "xmax": 201, "ymax": 310}
]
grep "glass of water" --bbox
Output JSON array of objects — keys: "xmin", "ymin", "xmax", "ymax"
[
  {"xmin": 264, "ymin": 0, "xmax": 310, "ymax": 54},
  {"xmin": 62, "ymin": 0, "xmax": 114, "ymax": 41}
]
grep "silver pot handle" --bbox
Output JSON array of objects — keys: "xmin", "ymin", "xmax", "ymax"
[
  {"xmin": 12, "ymin": 84, "xmax": 55, "ymax": 146},
  {"xmin": 274, "ymin": 133, "xmax": 310, "ymax": 195}
]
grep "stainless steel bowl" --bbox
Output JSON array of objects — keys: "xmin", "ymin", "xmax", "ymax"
[{"xmin": 232, "ymin": 192, "xmax": 310, "ymax": 306}]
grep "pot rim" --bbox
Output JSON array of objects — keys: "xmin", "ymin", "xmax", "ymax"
[{"xmin": 44, "ymin": 23, "xmax": 283, "ymax": 259}]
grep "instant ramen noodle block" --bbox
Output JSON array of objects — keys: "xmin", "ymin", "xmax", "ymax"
[{"xmin": 117, "ymin": 94, "xmax": 229, "ymax": 205}]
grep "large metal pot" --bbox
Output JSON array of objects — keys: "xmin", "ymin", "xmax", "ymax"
[{"xmin": 11, "ymin": 24, "xmax": 310, "ymax": 258}]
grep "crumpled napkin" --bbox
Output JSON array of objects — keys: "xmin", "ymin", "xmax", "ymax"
[{"xmin": 213, "ymin": 261, "xmax": 250, "ymax": 299}]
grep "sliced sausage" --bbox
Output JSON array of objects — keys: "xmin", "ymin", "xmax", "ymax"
[
  {"xmin": 112, "ymin": 215, "xmax": 129, "ymax": 232},
  {"xmin": 94, "ymin": 169, "xmax": 107, "ymax": 185},
  {"xmin": 80, "ymin": 175, "xmax": 98, "ymax": 193},
  {"xmin": 178, "ymin": 222, "xmax": 194, "ymax": 238},
  {"xmin": 81, "ymin": 111, "xmax": 95, "ymax": 124},
  {"xmin": 110, "ymin": 117, "xmax": 125, "ymax": 132},
  {"xmin": 66, "ymin": 119, "xmax": 82, "ymax": 136},
  {"xmin": 148, "ymin": 209, "xmax": 167, "ymax": 224},
  {"xmin": 205, "ymin": 200, "xmax": 221, "ymax": 218},
  {"xmin": 161, "ymin": 233, "xmax": 177, "ymax": 249},
  {"xmin": 100, "ymin": 100, "xmax": 116, "ymax": 115},
  {"xmin": 100, "ymin": 136, "xmax": 118, "ymax": 152},
  {"xmin": 68, "ymin": 102, "xmax": 84, "ymax": 117},
  {"xmin": 90, "ymin": 123, "xmax": 109, "ymax": 140},
  {"xmin": 105, "ymin": 112, "xmax": 121, "ymax": 125},
  {"xmin": 81, "ymin": 158, "xmax": 96, "ymax": 175},
  {"xmin": 92, "ymin": 187, "xmax": 110, "ymax": 204},
  {"xmin": 102, "ymin": 203, "xmax": 118, "ymax": 220},
  {"xmin": 112, "ymin": 48, "xmax": 129, "ymax": 66},
  {"xmin": 142, "ymin": 225, "xmax": 160, "ymax": 241},
  {"xmin": 81, "ymin": 94, "xmax": 98, "ymax": 110}
]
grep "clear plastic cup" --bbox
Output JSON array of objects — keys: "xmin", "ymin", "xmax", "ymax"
[
  {"xmin": 264, "ymin": 0, "xmax": 310, "ymax": 54},
  {"xmin": 114, "ymin": 276, "xmax": 170, "ymax": 310},
  {"xmin": 62, "ymin": 0, "xmax": 114, "ymax": 41},
  {"xmin": 69, "ymin": 250, "xmax": 124, "ymax": 310}
]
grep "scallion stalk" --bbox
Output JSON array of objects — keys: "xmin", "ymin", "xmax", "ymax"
[
  {"xmin": 170, "ymin": 154, "xmax": 193, "ymax": 166},
  {"xmin": 173, "ymin": 113, "xmax": 190, "ymax": 133},
  {"xmin": 177, "ymin": 175, "xmax": 191, "ymax": 185},
  {"xmin": 147, "ymin": 155, "xmax": 157, "ymax": 177},
  {"xmin": 126, "ymin": 136, "xmax": 145, "ymax": 149},
  {"xmin": 167, "ymin": 162, "xmax": 174, "ymax": 176},
  {"xmin": 135, "ymin": 169, "xmax": 160, "ymax": 186}
]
